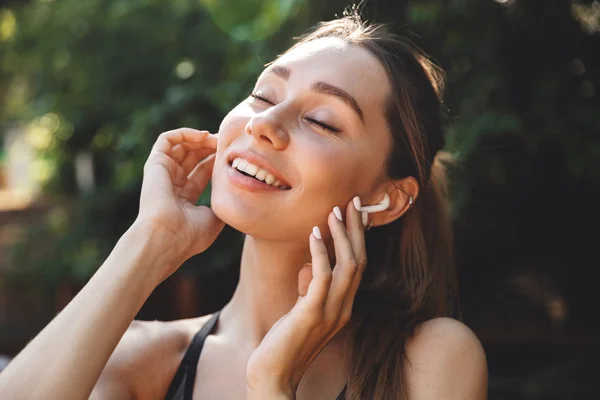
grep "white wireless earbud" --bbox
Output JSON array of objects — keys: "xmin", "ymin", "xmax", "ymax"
[{"xmin": 360, "ymin": 193, "xmax": 390, "ymax": 213}]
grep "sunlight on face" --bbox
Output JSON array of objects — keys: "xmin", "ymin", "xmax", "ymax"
[{"xmin": 211, "ymin": 38, "xmax": 393, "ymax": 243}]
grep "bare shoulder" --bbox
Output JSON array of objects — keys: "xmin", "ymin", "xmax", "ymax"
[
  {"xmin": 114, "ymin": 315, "xmax": 213, "ymax": 362},
  {"xmin": 404, "ymin": 317, "xmax": 488, "ymax": 400},
  {"xmin": 95, "ymin": 315, "xmax": 213, "ymax": 399},
  {"xmin": 105, "ymin": 319, "xmax": 187, "ymax": 372}
]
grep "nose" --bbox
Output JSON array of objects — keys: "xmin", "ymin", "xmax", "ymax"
[{"xmin": 245, "ymin": 109, "xmax": 290, "ymax": 151}]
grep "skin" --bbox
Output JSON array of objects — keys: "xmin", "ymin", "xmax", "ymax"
[{"xmin": 0, "ymin": 38, "xmax": 487, "ymax": 400}]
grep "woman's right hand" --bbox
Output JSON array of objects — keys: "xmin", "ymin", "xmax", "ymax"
[{"xmin": 136, "ymin": 128, "xmax": 225, "ymax": 280}]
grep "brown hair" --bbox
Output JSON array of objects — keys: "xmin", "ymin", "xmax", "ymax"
[{"xmin": 284, "ymin": 10, "xmax": 457, "ymax": 400}]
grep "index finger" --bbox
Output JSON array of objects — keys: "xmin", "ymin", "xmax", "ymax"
[
  {"xmin": 306, "ymin": 229, "xmax": 333, "ymax": 309},
  {"xmin": 151, "ymin": 128, "xmax": 217, "ymax": 155},
  {"xmin": 341, "ymin": 197, "xmax": 367, "ymax": 312},
  {"xmin": 327, "ymin": 210, "xmax": 358, "ymax": 311}
]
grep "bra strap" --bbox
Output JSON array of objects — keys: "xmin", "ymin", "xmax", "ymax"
[
  {"xmin": 182, "ymin": 311, "xmax": 220, "ymax": 399},
  {"xmin": 164, "ymin": 310, "xmax": 220, "ymax": 400}
]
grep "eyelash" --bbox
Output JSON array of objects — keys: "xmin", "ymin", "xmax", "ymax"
[{"xmin": 249, "ymin": 92, "xmax": 342, "ymax": 133}]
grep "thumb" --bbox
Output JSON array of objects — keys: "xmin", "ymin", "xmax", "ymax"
[
  {"xmin": 298, "ymin": 263, "xmax": 313, "ymax": 297},
  {"xmin": 186, "ymin": 206, "xmax": 225, "ymax": 254}
]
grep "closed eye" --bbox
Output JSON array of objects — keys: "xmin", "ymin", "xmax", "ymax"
[
  {"xmin": 249, "ymin": 92, "xmax": 342, "ymax": 133},
  {"xmin": 249, "ymin": 92, "xmax": 274, "ymax": 104},
  {"xmin": 304, "ymin": 117, "xmax": 341, "ymax": 133}
]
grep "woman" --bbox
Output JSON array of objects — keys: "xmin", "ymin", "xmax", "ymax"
[{"xmin": 0, "ymin": 13, "xmax": 487, "ymax": 400}]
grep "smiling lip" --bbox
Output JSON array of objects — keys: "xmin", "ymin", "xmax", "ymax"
[
  {"xmin": 227, "ymin": 150, "xmax": 291, "ymax": 189},
  {"xmin": 227, "ymin": 167, "xmax": 285, "ymax": 192}
]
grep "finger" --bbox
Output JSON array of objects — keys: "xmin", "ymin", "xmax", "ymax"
[
  {"xmin": 151, "ymin": 128, "xmax": 215, "ymax": 155},
  {"xmin": 341, "ymin": 197, "xmax": 367, "ymax": 314},
  {"xmin": 171, "ymin": 144, "xmax": 187, "ymax": 163},
  {"xmin": 145, "ymin": 150, "xmax": 188, "ymax": 187},
  {"xmin": 181, "ymin": 147, "xmax": 217, "ymax": 176},
  {"xmin": 181, "ymin": 137, "xmax": 218, "ymax": 150},
  {"xmin": 180, "ymin": 154, "xmax": 216, "ymax": 202},
  {"xmin": 298, "ymin": 263, "xmax": 313, "ymax": 297},
  {"xmin": 327, "ymin": 208, "xmax": 359, "ymax": 312},
  {"xmin": 185, "ymin": 206, "xmax": 226, "ymax": 257},
  {"xmin": 172, "ymin": 136, "xmax": 218, "ymax": 152},
  {"xmin": 172, "ymin": 144, "xmax": 216, "ymax": 171},
  {"xmin": 306, "ymin": 228, "xmax": 333, "ymax": 308}
]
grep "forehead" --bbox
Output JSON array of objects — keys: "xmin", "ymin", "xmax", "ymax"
[{"xmin": 269, "ymin": 38, "xmax": 390, "ymax": 119}]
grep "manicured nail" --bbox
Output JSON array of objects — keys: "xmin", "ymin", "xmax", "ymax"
[
  {"xmin": 312, "ymin": 226, "xmax": 322, "ymax": 239},
  {"xmin": 362, "ymin": 212, "xmax": 368, "ymax": 226},
  {"xmin": 333, "ymin": 206, "xmax": 343, "ymax": 221},
  {"xmin": 353, "ymin": 196, "xmax": 361, "ymax": 211}
]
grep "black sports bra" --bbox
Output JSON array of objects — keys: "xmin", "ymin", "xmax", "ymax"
[{"xmin": 164, "ymin": 311, "xmax": 347, "ymax": 400}]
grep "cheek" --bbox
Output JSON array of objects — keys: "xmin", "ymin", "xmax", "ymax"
[
  {"xmin": 300, "ymin": 143, "xmax": 366, "ymax": 196},
  {"xmin": 218, "ymin": 105, "xmax": 248, "ymax": 142},
  {"xmin": 214, "ymin": 105, "xmax": 249, "ymax": 165},
  {"xmin": 212, "ymin": 107, "xmax": 246, "ymax": 217}
]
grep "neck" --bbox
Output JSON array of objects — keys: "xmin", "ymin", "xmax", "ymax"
[{"xmin": 220, "ymin": 235, "xmax": 313, "ymax": 349}]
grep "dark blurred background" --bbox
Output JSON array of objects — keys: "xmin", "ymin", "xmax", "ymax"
[{"xmin": 0, "ymin": 0, "xmax": 599, "ymax": 398}]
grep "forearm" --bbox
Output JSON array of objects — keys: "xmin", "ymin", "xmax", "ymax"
[{"xmin": 0, "ymin": 222, "xmax": 173, "ymax": 400}]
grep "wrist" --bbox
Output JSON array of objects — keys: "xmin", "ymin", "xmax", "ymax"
[{"xmin": 112, "ymin": 220, "xmax": 184, "ymax": 288}]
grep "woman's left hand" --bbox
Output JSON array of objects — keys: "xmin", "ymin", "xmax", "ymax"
[{"xmin": 246, "ymin": 197, "xmax": 367, "ymax": 399}]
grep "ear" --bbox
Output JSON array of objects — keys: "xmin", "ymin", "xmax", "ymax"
[{"xmin": 368, "ymin": 176, "xmax": 419, "ymax": 228}]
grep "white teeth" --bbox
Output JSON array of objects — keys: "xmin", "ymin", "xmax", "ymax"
[
  {"xmin": 255, "ymin": 170, "xmax": 267, "ymax": 181},
  {"xmin": 244, "ymin": 163, "xmax": 259, "ymax": 176},
  {"xmin": 231, "ymin": 157, "xmax": 286, "ymax": 189}
]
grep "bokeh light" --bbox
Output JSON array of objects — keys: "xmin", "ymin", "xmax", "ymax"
[
  {"xmin": 175, "ymin": 60, "xmax": 196, "ymax": 80},
  {"xmin": 0, "ymin": 9, "xmax": 16, "ymax": 41}
]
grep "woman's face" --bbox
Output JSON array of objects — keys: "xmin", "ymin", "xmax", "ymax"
[{"xmin": 211, "ymin": 37, "xmax": 393, "ymax": 243}]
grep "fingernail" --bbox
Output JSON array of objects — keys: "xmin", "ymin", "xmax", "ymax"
[
  {"xmin": 353, "ymin": 196, "xmax": 361, "ymax": 211},
  {"xmin": 312, "ymin": 226, "xmax": 322, "ymax": 240},
  {"xmin": 362, "ymin": 212, "xmax": 368, "ymax": 226},
  {"xmin": 333, "ymin": 206, "xmax": 343, "ymax": 221}
]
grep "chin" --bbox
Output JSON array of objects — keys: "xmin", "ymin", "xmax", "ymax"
[
  {"xmin": 210, "ymin": 191, "xmax": 254, "ymax": 233},
  {"xmin": 210, "ymin": 188, "xmax": 311, "ymax": 243}
]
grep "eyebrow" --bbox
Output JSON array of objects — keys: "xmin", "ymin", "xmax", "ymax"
[{"xmin": 267, "ymin": 65, "xmax": 365, "ymax": 124}]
